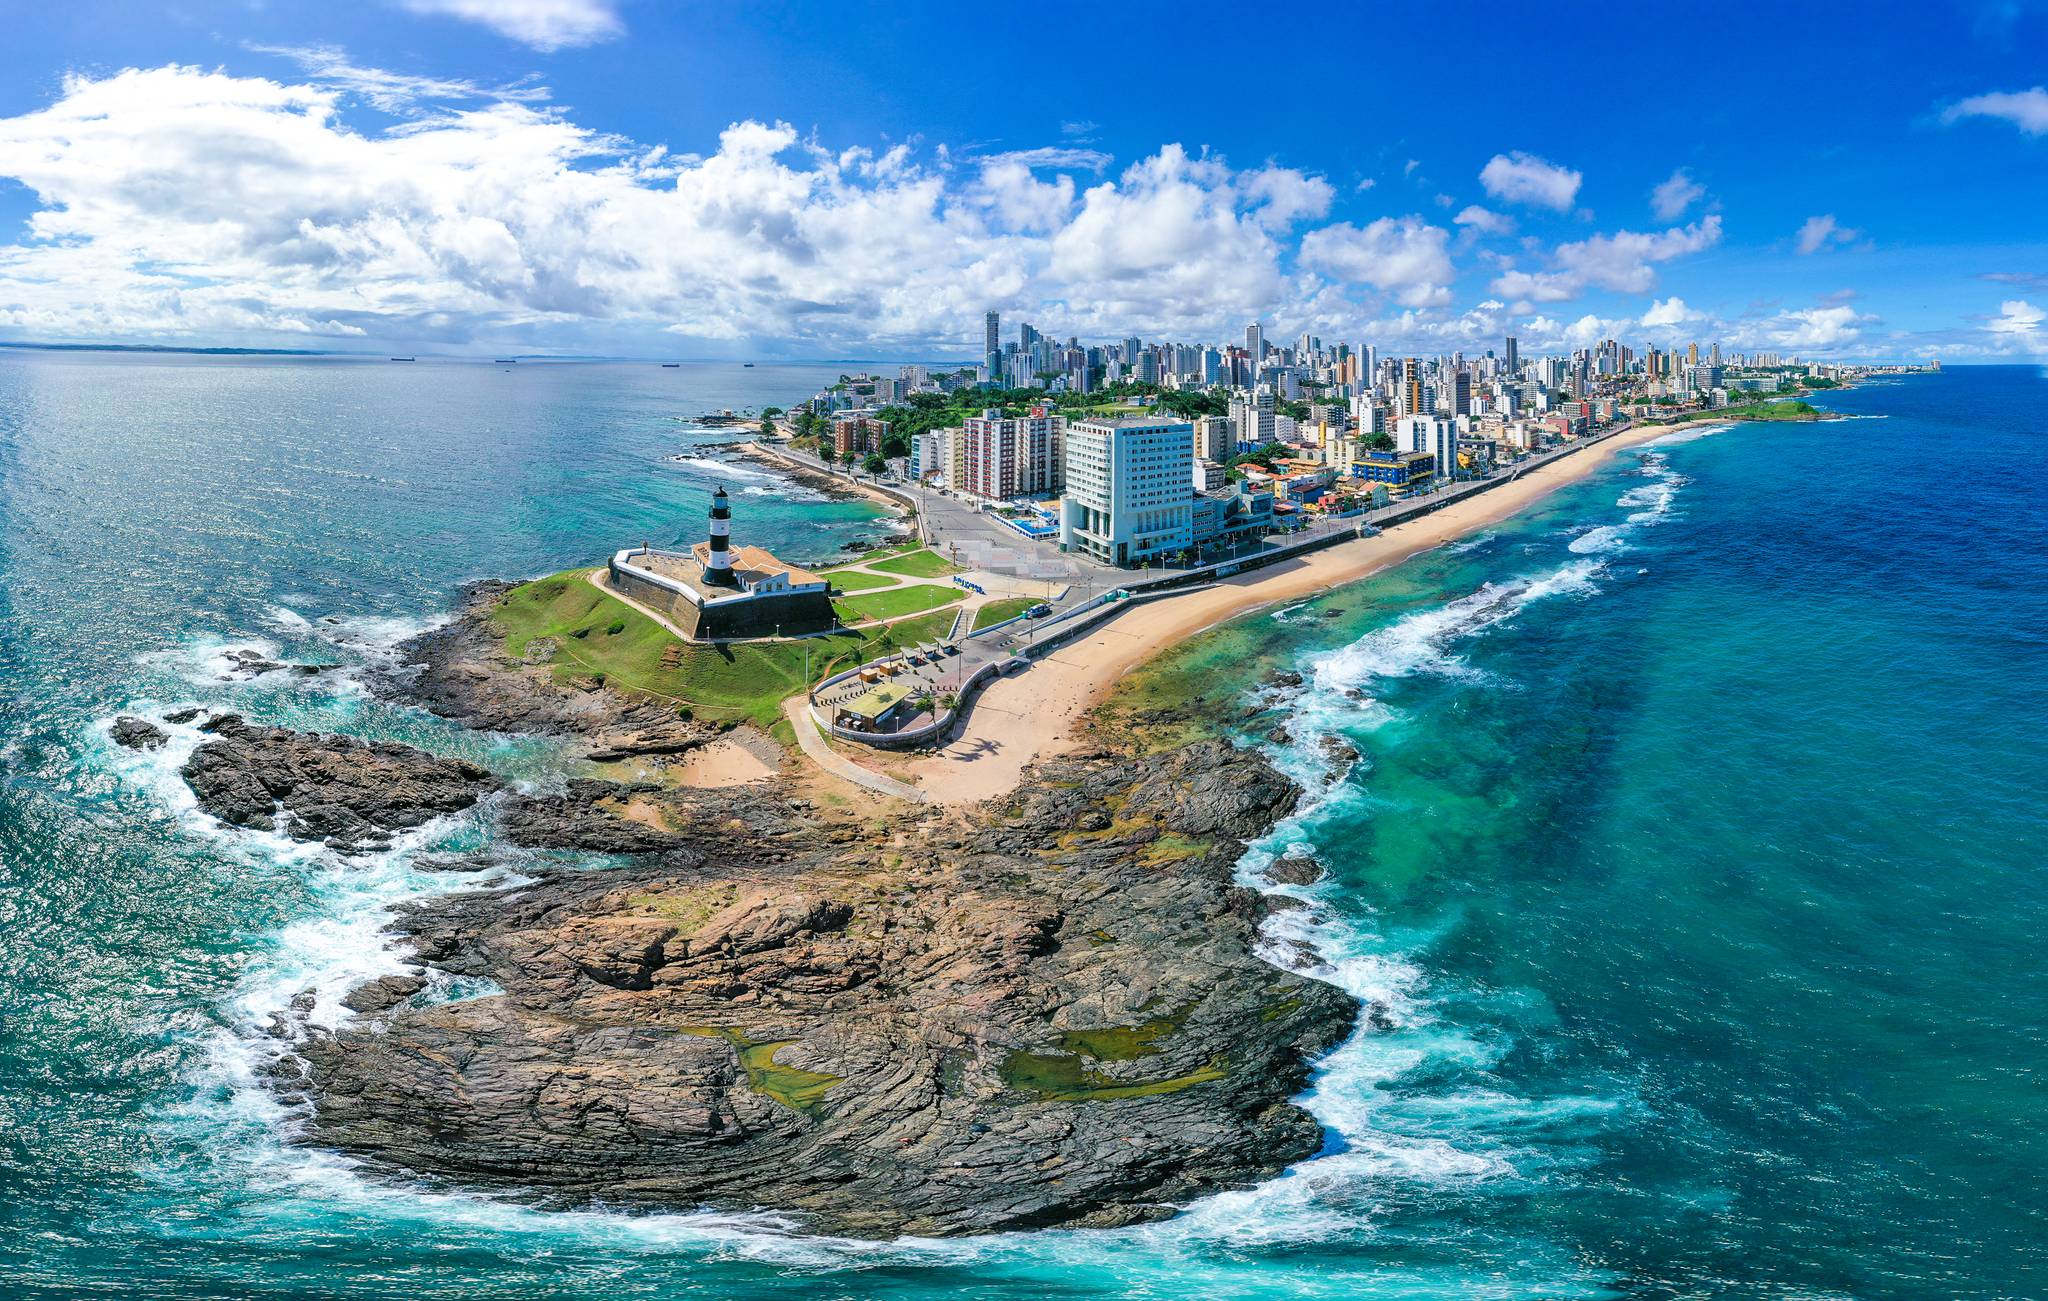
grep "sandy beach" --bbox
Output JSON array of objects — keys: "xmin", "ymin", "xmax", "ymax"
[{"xmin": 887, "ymin": 421, "xmax": 1683, "ymax": 804}]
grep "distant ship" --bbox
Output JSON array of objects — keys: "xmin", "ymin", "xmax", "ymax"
[
  {"xmin": 743, "ymin": 362, "xmax": 755, "ymax": 367},
  {"xmin": 661, "ymin": 363, "xmax": 680, "ymax": 368},
  {"xmin": 494, "ymin": 358, "xmax": 517, "ymax": 364},
  {"xmin": 389, "ymin": 356, "xmax": 415, "ymax": 362}
]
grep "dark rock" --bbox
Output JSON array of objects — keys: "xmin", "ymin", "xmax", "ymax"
[
  {"xmin": 1267, "ymin": 669, "xmax": 1305, "ymax": 688},
  {"xmin": 178, "ymin": 714, "xmax": 500, "ymax": 850},
  {"xmin": 499, "ymin": 779, "xmax": 688, "ymax": 855},
  {"xmin": 111, "ymin": 716, "xmax": 168, "ymax": 750},
  {"xmin": 164, "ymin": 707, "xmax": 205, "ymax": 725},
  {"xmin": 1318, "ymin": 737, "xmax": 1360, "ymax": 767},
  {"xmin": 1265, "ymin": 849, "xmax": 1325, "ymax": 886},
  {"xmin": 343, "ymin": 974, "xmax": 427, "ymax": 1013},
  {"xmin": 1265, "ymin": 725, "xmax": 1291, "ymax": 746}
]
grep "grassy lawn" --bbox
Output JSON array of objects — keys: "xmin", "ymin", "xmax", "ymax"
[
  {"xmin": 833, "ymin": 583, "xmax": 962, "ymax": 624},
  {"xmin": 867, "ymin": 547, "xmax": 960, "ymax": 579},
  {"xmin": 490, "ymin": 571, "xmax": 957, "ymax": 729},
  {"xmin": 972, "ymin": 597, "xmax": 1035, "ymax": 630},
  {"xmin": 823, "ymin": 568, "xmax": 899, "ymax": 592}
]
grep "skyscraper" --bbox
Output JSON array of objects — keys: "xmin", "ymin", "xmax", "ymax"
[
  {"xmin": 1245, "ymin": 322, "xmax": 1264, "ymax": 370},
  {"xmin": 984, "ymin": 311, "xmax": 1000, "ymax": 358},
  {"xmin": 1504, "ymin": 335, "xmax": 1519, "ymax": 375}
]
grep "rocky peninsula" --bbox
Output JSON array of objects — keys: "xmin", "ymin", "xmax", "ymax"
[{"xmin": 119, "ymin": 587, "xmax": 1356, "ymax": 1238}]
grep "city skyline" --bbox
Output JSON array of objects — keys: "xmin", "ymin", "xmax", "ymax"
[{"xmin": 1, "ymin": 1, "xmax": 2045, "ymax": 360}]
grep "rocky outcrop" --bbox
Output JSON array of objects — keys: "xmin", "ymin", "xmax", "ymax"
[
  {"xmin": 111, "ymin": 716, "xmax": 167, "ymax": 750},
  {"xmin": 179, "ymin": 714, "xmax": 500, "ymax": 851},
  {"xmin": 388, "ymin": 582, "xmax": 688, "ymax": 739},
  {"xmin": 289, "ymin": 737, "xmax": 1354, "ymax": 1238}
]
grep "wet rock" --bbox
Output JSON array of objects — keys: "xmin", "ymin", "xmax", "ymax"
[
  {"xmin": 343, "ymin": 974, "xmax": 427, "ymax": 1013},
  {"xmin": 1267, "ymin": 669, "xmax": 1305, "ymax": 689},
  {"xmin": 163, "ymin": 707, "xmax": 205, "ymax": 726},
  {"xmin": 1318, "ymin": 737, "xmax": 1360, "ymax": 767},
  {"xmin": 179, "ymin": 714, "xmax": 500, "ymax": 851},
  {"xmin": 110, "ymin": 717, "xmax": 167, "ymax": 750},
  {"xmin": 1265, "ymin": 725, "xmax": 1291, "ymax": 746},
  {"xmin": 1265, "ymin": 848, "xmax": 1325, "ymax": 887}
]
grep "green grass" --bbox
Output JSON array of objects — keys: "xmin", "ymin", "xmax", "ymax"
[
  {"xmin": 824, "ymin": 568, "xmax": 899, "ymax": 592},
  {"xmin": 490, "ymin": 572, "xmax": 959, "ymax": 729},
  {"xmin": 972, "ymin": 598, "xmax": 1035, "ymax": 631},
  {"xmin": 833, "ymin": 583, "xmax": 962, "ymax": 624},
  {"xmin": 866, "ymin": 548, "xmax": 960, "ymax": 579}
]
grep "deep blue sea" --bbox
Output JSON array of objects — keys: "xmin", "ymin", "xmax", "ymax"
[{"xmin": 2, "ymin": 357, "xmax": 2043, "ymax": 1299}]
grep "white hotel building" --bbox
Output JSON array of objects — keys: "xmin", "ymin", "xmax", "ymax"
[{"xmin": 1059, "ymin": 416, "xmax": 1194, "ymax": 566}]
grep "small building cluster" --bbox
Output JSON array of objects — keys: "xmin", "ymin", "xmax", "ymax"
[{"xmin": 609, "ymin": 486, "xmax": 835, "ymax": 640}]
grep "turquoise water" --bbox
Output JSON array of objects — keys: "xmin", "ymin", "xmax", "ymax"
[{"xmin": 2, "ymin": 359, "xmax": 2044, "ymax": 1298}]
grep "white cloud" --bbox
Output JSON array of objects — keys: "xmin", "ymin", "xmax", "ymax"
[
  {"xmin": 1941, "ymin": 87, "xmax": 2048, "ymax": 135},
  {"xmin": 1759, "ymin": 305, "xmax": 1870, "ymax": 350},
  {"xmin": 397, "ymin": 0, "xmax": 623, "ymax": 51},
  {"xmin": 1489, "ymin": 216, "xmax": 1722, "ymax": 302},
  {"xmin": 1478, "ymin": 151, "xmax": 1582, "ymax": 211},
  {"xmin": 1649, "ymin": 168, "xmax": 1704, "ymax": 221},
  {"xmin": 1298, "ymin": 216, "xmax": 1455, "ymax": 308},
  {"xmin": 1795, "ymin": 214, "xmax": 1859, "ymax": 255},
  {"xmin": 1986, "ymin": 298, "xmax": 2045, "ymax": 351},
  {"xmin": 250, "ymin": 44, "xmax": 551, "ymax": 114},
  {"xmin": 1640, "ymin": 296, "xmax": 1699, "ymax": 328},
  {"xmin": 982, "ymin": 146, "xmax": 1111, "ymax": 173},
  {"xmin": 1238, "ymin": 165, "xmax": 1334, "ymax": 231},
  {"xmin": 1453, "ymin": 204, "xmax": 1514, "ymax": 236},
  {"xmin": 0, "ymin": 66, "xmax": 1363, "ymax": 349}
]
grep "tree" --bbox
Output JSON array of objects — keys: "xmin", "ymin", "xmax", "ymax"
[
  {"xmin": 863, "ymin": 451, "xmax": 887, "ymax": 475},
  {"xmin": 758, "ymin": 416, "xmax": 775, "ymax": 437},
  {"xmin": 1364, "ymin": 432, "xmax": 1395, "ymax": 452},
  {"xmin": 840, "ymin": 446, "xmax": 859, "ymax": 469}
]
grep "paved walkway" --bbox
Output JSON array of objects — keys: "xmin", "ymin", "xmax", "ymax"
[{"xmin": 782, "ymin": 696, "xmax": 927, "ymax": 803}]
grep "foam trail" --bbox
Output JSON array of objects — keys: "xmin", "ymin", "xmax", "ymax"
[{"xmin": 667, "ymin": 455, "xmax": 779, "ymax": 483}]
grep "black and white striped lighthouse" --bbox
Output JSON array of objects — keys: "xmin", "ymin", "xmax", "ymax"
[{"xmin": 703, "ymin": 486, "xmax": 738, "ymax": 586}]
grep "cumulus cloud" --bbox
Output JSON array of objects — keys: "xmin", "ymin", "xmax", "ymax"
[
  {"xmin": 1941, "ymin": 87, "xmax": 2048, "ymax": 135},
  {"xmin": 1238, "ymin": 164, "xmax": 1335, "ymax": 231},
  {"xmin": 1453, "ymin": 204, "xmax": 1514, "ymax": 236},
  {"xmin": 1478, "ymin": 151, "xmax": 1582, "ymax": 211},
  {"xmin": 1795, "ymin": 214, "xmax": 1859, "ymax": 255},
  {"xmin": 1489, "ymin": 216, "xmax": 1722, "ymax": 302},
  {"xmin": 1298, "ymin": 216, "xmax": 1455, "ymax": 308},
  {"xmin": 0, "ymin": 66, "xmax": 1360, "ymax": 349},
  {"xmin": 1759, "ymin": 305, "xmax": 1871, "ymax": 350},
  {"xmin": 1640, "ymin": 296, "xmax": 1699, "ymax": 328},
  {"xmin": 1986, "ymin": 298, "xmax": 2045, "ymax": 350},
  {"xmin": 1649, "ymin": 168, "xmax": 1704, "ymax": 221},
  {"xmin": 398, "ymin": 0, "xmax": 622, "ymax": 50}
]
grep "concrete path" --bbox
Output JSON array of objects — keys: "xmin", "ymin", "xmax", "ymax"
[{"xmin": 782, "ymin": 696, "xmax": 927, "ymax": 803}]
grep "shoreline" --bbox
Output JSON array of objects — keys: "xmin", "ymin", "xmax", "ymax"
[{"xmin": 891, "ymin": 420, "xmax": 1689, "ymax": 805}]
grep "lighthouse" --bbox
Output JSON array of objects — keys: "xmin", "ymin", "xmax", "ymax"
[{"xmin": 703, "ymin": 486, "xmax": 738, "ymax": 586}]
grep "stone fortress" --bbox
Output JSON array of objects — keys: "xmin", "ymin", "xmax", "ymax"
[{"xmin": 607, "ymin": 486, "xmax": 836, "ymax": 641}]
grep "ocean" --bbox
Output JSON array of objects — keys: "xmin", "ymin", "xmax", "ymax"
[{"xmin": 1, "ymin": 356, "xmax": 2042, "ymax": 1299}]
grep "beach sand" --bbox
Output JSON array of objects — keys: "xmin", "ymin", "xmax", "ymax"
[{"xmin": 889, "ymin": 423, "xmax": 1679, "ymax": 805}]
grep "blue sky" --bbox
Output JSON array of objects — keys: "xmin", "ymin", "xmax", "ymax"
[{"xmin": 0, "ymin": 0, "xmax": 2043, "ymax": 359}]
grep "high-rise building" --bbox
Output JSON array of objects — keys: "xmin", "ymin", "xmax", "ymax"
[
  {"xmin": 1194, "ymin": 414, "xmax": 1234, "ymax": 462},
  {"xmin": 1060, "ymin": 417, "xmax": 1195, "ymax": 566},
  {"xmin": 1400, "ymin": 357, "xmax": 1431, "ymax": 417},
  {"xmin": 957, "ymin": 408, "xmax": 1064, "ymax": 501},
  {"xmin": 984, "ymin": 311, "xmax": 1000, "ymax": 358},
  {"xmin": 1246, "ymin": 322, "xmax": 1264, "ymax": 370},
  {"xmin": 1396, "ymin": 414, "xmax": 1460, "ymax": 483},
  {"xmin": 1504, "ymin": 335, "xmax": 1519, "ymax": 375}
]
